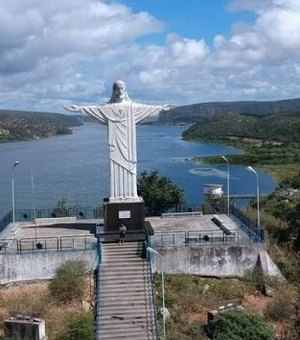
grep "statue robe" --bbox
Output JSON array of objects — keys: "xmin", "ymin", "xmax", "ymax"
[{"xmin": 80, "ymin": 102, "xmax": 163, "ymax": 200}]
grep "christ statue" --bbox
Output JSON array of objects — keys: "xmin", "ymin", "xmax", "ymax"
[{"xmin": 64, "ymin": 80, "xmax": 173, "ymax": 202}]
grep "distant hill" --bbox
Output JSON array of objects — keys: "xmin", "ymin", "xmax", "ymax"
[
  {"xmin": 182, "ymin": 111, "xmax": 300, "ymax": 143},
  {"xmin": 0, "ymin": 109, "xmax": 82, "ymax": 143},
  {"xmin": 158, "ymin": 98, "xmax": 300, "ymax": 124}
]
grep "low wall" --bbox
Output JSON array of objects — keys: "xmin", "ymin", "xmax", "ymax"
[
  {"xmin": 150, "ymin": 245, "xmax": 265, "ymax": 277},
  {"xmin": 34, "ymin": 217, "xmax": 77, "ymax": 225},
  {"xmin": 0, "ymin": 250, "xmax": 97, "ymax": 284}
]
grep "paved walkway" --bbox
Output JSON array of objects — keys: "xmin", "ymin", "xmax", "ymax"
[{"xmin": 147, "ymin": 213, "xmax": 251, "ymax": 246}]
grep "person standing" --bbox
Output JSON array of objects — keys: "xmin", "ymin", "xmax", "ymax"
[{"xmin": 119, "ymin": 223, "xmax": 127, "ymax": 244}]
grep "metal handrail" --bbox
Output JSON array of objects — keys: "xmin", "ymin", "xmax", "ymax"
[{"xmin": 144, "ymin": 240, "xmax": 160, "ymax": 340}]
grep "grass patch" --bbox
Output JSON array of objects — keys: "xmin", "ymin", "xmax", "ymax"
[
  {"xmin": 153, "ymin": 273, "xmax": 299, "ymax": 339},
  {"xmin": 154, "ymin": 274, "xmax": 257, "ymax": 339}
]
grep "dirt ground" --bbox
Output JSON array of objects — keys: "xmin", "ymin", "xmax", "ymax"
[{"xmin": 0, "ymin": 279, "xmax": 94, "ymax": 339}]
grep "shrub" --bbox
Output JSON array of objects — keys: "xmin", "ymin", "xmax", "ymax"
[
  {"xmin": 243, "ymin": 267, "xmax": 272, "ymax": 293},
  {"xmin": 54, "ymin": 312, "xmax": 95, "ymax": 340},
  {"xmin": 49, "ymin": 260, "xmax": 86, "ymax": 303},
  {"xmin": 214, "ymin": 309, "xmax": 275, "ymax": 340},
  {"xmin": 265, "ymin": 286, "xmax": 295, "ymax": 321}
]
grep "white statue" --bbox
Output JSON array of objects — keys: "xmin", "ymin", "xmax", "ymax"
[{"xmin": 64, "ymin": 80, "xmax": 174, "ymax": 201}]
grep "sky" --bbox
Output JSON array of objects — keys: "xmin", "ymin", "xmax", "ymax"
[{"xmin": 1, "ymin": 0, "xmax": 300, "ymax": 113}]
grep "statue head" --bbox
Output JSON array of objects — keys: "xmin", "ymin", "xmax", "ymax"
[{"xmin": 108, "ymin": 80, "xmax": 131, "ymax": 103}]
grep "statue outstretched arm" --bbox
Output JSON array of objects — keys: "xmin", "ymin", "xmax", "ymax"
[
  {"xmin": 64, "ymin": 104, "xmax": 82, "ymax": 113},
  {"xmin": 63, "ymin": 104, "xmax": 109, "ymax": 124},
  {"xmin": 162, "ymin": 104, "xmax": 176, "ymax": 111}
]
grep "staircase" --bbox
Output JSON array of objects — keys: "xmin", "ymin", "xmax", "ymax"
[{"xmin": 96, "ymin": 242, "xmax": 158, "ymax": 339}]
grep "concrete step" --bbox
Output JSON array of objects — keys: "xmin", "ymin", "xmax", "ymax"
[
  {"xmin": 101, "ymin": 259, "xmax": 147, "ymax": 268},
  {"xmin": 99, "ymin": 280, "xmax": 148, "ymax": 288},
  {"xmin": 100, "ymin": 283, "xmax": 150, "ymax": 290},
  {"xmin": 98, "ymin": 331, "xmax": 151, "ymax": 340},
  {"xmin": 103, "ymin": 250, "xmax": 143, "ymax": 256},
  {"xmin": 99, "ymin": 280, "xmax": 149, "ymax": 286},
  {"xmin": 98, "ymin": 302, "xmax": 152, "ymax": 310},
  {"xmin": 103, "ymin": 244, "xmax": 141, "ymax": 251},
  {"xmin": 100, "ymin": 290, "xmax": 151, "ymax": 297},
  {"xmin": 99, "ymin": 296, "xmax": 152, "ymax": 303},
  {"xmin": 101, "ymin": 262, "xmax": 147, "ymax": 268},
  {"xmin": 99, "ymin": 295, "xmax": 150, "ymax": 303},
  {"xmin": 99, "ymin": 300, "xmax": 148, "ymax": 308},
  {"xmin": 100, "ymin": 287, "xmax": 151, "ymax": 296},
  {"xmin": 99, "ymin": 320, "xmax": 149, "ymax": 328},
  {"xmin": 102, "ymin": 254, "xmax": 143, "ymax": 260},
  {"xmin": 98, "ymin": 326, "xmax": 153, "ymax": 335},
  {"xmin": 99, "ymin": 311, "xmax": 154, "ymax": 319},
  {"xmin": 98, "ymin": 307, "xmax": 154, "ymax": 316},
  {"xmin": 103, "ymin": 246, "xmax": 141, "ymax": 251},
  {"xmin": 100, "ymin": 271, "xmax": 148, "ymax": 278},
  {"xmin": 100, "ymin": 267, "xmax": 148, "ymax": 277}
]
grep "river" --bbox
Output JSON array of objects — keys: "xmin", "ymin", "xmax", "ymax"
[{"xmin": 0, "ymin": 123, "xmax": 276, "ymax": 218}]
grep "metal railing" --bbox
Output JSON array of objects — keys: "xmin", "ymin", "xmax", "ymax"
[
  {"xmin": 144, "ymin": 241, "xmax": 160, "ymax": 339},
  {"xmin": 0, "ymin": 206, "xmax": 104, "ymax": 232},
  {"xmin": 230, "ymin": 205, "xmax": 265, "ymax": 243},
  {"xmin": 150, "ymin": 228, "xmax": 258, "ymax": 248},
  {"xmin": 0, "ymin": 235, "xmax": 97, "ymax": 254}
]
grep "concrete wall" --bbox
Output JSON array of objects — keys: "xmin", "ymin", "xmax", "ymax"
[
  {"xmin": 0, "ymin": 250, "xmax": 97, "ymax": 284},
  {"xmin": 150, "ymin": 245, "xmax": 265, "ymax": 277}
]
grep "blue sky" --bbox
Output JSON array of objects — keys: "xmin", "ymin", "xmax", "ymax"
[
  {"xmin": 122, "ymin": 0, "xmax": 256, "ymax": 43},
  {"xmin": 1, "ymin": 0, "xmax": 300, "ymax": 112}
]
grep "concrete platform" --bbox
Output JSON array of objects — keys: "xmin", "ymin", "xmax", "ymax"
[{"xmin": 147, "ymin": 213, "xmax": 250, "ymax": 247}]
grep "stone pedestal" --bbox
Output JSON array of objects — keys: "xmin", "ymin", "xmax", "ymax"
[{"xmin": 103, "ymin": 198, "xmax": 145, "ymax": 232}]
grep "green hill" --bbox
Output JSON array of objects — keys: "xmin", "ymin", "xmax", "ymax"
[
  {"xmin": 182, "ymin": 112, "xmax": 300, "ymax": 143},
  {"xmin": 159, "ymin": 98, "xmax": 300, "ymax": 124},
  {"xmin": 0, "ymin": 110, "xmax": 82, "ymax": 143}
]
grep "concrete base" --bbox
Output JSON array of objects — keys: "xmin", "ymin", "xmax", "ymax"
[
  {"xmin": 103, "ymin": 198, "xmax": 145, "ymax": 232},
  {"xmin": 5, "ymin": 316, "xmax": 46, "ymax": 340}
]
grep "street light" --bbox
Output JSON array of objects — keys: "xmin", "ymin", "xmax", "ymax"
[
  {"xmin": 147, "ymin": 247, "xmax": 166, "ymax": 339},
  {"xmin": 11, "ymin": 161, "xmax": 20, "ymax": 224},
  {"xmin": 247, "ymin": 166, "xmax": 260, "ymax": 228},
  {"xmin": 221, "ymin": 156, "xmax": 230, "ymax": 215}
]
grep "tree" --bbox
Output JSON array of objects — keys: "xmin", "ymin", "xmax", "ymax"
[
  {"xmin": 214, "ymin": 310, "xmax": 275, "ymax": 340},
  {"xmin": 49, "ymin": 260, "xmax": 86, "ymax": 303},
  {"xmin": 137, "ymin": 170, "xmax": 186, "ymax": 216}
]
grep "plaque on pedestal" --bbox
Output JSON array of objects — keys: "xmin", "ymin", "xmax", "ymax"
[{"xmin": 103, "ymin": 197, "xmax": 145, "ymax": 232}]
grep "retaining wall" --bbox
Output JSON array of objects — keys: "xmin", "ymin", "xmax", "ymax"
[
  {"xmin": 150, "ymin": 245, "xmax": 265, "ymax": 277},
  {"xmin": 0, "ymin": 250, "xmax": 97, "ymax": 284}
]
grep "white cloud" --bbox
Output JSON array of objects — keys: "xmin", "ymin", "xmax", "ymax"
[{"xmin": 0, "ymin": 0, "xmax": 300, "ymax": 111}]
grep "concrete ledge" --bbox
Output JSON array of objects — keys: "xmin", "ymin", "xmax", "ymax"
[
  {"xmin": 162, "ymin": 211, "xmax": 202, "ymax": 218},
  {"xmin": 34, "ymin": 217, "xmax": 77, "ymax": 226},
  {"xmin": 257, "ymin": 250, "xmax": 285, "ymax": 282}
]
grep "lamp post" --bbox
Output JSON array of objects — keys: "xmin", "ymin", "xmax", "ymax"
[
  {"xmin": 147, "ymin": 247, "xmax": 165, "ymax": 339},
  {"xmin": 221, "ymin": 156, "xmax": 230, "ymax": 215},
  {"xmin": 31, "ymin": 170, "xmax": 37, "ymax": 240},
  {"xmin": 11, "ymin": 161, "xmax": 20, "ymax": 224},
  {"xmin": 247, "ymin": 166, "xmax": 260, "ymax": 228}
]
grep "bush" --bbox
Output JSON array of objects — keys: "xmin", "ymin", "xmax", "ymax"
[
  {"xmin": 214, "ymin": 309, "xmax": 275, "ymax": 340},
  {"xmin": 265, "ymin": 286, "xmax": 295, "ymax": 321},
  {"xmin": 243, "ymin": 267, "xmax": 272, "ymax": 293},
  {"xmin": 55, "ymin": 312, "xmax": 95, "ymax": 340},
  {"xmin": 49, "ymin": 260, "xmax": 86, "ymax": 303}
]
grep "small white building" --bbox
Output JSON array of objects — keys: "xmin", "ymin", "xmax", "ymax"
[{"xmin": 203, "ymin": 184, "xmax": 223, "ymax": 197}]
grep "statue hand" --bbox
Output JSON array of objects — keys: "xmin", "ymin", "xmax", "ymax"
[
  {"xmin": 162, "ymin": 104, "xmax": 176, "ymax": 111},
  {"xmin": 63, "ymin": 104, "xmax": 81, "ymax": 112}
]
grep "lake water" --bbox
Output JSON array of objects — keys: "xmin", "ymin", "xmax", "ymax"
[{"xmin": 0, "ymin": 123, "xmax": 276, "ymax": 218}]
